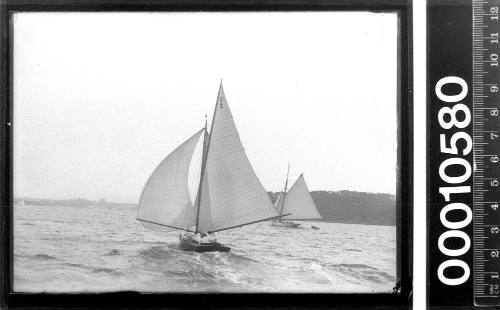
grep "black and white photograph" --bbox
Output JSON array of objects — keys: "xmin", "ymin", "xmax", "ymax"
[{"xmin": 12, "ymin": 11, "xmax": 400, "ymax": 294}]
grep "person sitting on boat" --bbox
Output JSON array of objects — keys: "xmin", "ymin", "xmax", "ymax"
[
  {"xmin": 193, "ymin": 233, "xmax": 202, "ymax": 243},
  {"xmin": 195, "ymin": 232, "xmax": 213, "ymax": 243},
  {"xmin": 211, "ymin": 233, "xmax": 219, "ymax": 244},
  {"xmin": 188, "ymin": 232, "xmax": 211, "ymax": 243},
  {"xmin": 204, "ymin": 233, "xmax": 214, "ymax": 243}
]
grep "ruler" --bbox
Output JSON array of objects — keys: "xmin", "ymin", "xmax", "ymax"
[{"xmin": 473, "ymin": 0, "xmax": 500, "ymax": 306}]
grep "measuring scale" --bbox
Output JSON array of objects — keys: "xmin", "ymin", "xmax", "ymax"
[{"xmin": 473, "ymin": 0, "xmax": 500, "ymax": 305}]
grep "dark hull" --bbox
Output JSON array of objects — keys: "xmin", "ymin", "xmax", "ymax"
[{"xmin": 179, "ymin": 238, "xmax": 230, "ymax": 253}]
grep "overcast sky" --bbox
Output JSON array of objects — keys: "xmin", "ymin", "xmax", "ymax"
[{"xmin": 13, "ymin": 12, "xmax": 398, "ymax": 203}]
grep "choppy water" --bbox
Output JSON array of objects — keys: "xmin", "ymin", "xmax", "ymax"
[{"xmin": 14, "ymin": 204, "xmax": 396, "ymax": 293}]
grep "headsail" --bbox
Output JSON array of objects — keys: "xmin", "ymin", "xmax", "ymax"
[
  {"xmin": 274, "ymin": 192, "xmax": 284, "ymax": 211},
  {"xmin": 137, "ymin": 129, "xmax": 204, "ymax": 232},
  {"xmin": 196, "ymin": 84, "xmax": 278, "ymax": 233},
  {"xmin": 281, "ymin": 174, "xmax": 322, "ymax": 220}
]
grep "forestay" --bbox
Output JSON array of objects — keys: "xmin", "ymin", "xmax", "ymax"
[
  {"xmin": 282, "ymin": 174, "xmax": 322, "ymax": 220},
  {"xmin": 196, "ymin": 85, "xmax": 277, "ymax": 233},
  {"xmin": 274, "ymin": 192, "xmax": 284, "ymax": 212},
  {"xmin": 137, "ymin": 130, "xmax": 203, "ymax": 232}
]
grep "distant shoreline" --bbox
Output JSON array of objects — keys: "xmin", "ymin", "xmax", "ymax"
[
  {"xmin": 303, "ymin": 218, "xmax": 396, "ymax": 227},
  {"xmin": 13, "ymin": 197, "xmax": 135, "ymax": 208},
  {"xmin": 15, "ymin": 189, "xmax": 396, "ymax": 226},
  {"xmin": 13, "ymin": 202, "xmax": 396, "ymax": 227}
]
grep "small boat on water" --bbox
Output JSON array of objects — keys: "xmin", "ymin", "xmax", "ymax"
[
  {"xmin": 137, "ymin": 82, "xmax": 282, "ymax": 253},
  {"xmin": 272, "ymin": 165, "xmax": 322, "ymax": 228},
  {"xmin": 178, "ymin": 234, "xmax": 230, "ymax": 252}
]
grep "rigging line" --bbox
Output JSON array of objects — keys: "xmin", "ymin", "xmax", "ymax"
[
  {"xmin": 279, "ymin": 163, "xmax": 291, "ymax": 220},
  {"xmin": 136, "ymin": 218, "xmax": 196, "ymax": 233},
  {"xmin": 207, "ymin": 213, "xmax": 291, "ymax": 234},
  {"xmin": 194, "ymin": 121, "xmax": 208, "ymax": 234},
  {"xmin": 208, "ymin": 208, "xmax": 283, "ymax": 227},
  {"xmin": 194, "ymin": 82, "xmax": 223, "ymax": 233}
]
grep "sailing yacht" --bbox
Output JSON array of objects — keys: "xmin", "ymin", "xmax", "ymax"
[
  {"xmin": 272, "ymin": 165, "xmax": 322, "ymax": 228},
  {"xmin": 137, "ymin": 82, "xmax": 284, "ymax": 252}
]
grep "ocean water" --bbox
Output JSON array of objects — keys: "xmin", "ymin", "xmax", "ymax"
[{"xmin": 14, "ymin": 204, "xmax": 396, "ymax": 293}]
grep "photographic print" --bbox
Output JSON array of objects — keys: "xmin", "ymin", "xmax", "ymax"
[{"xmin": 12, "ymin": 11, "xmax": 399, "ymax": 293}]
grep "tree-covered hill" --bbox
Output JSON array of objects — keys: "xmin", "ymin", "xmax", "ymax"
[{"xmin": 269, "ymin": 190, "xmax": 396, "ymax": 226}]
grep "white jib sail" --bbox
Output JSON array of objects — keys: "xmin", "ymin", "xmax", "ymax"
[
  {"xmin": 196, "ymin": 84, "xmax": 277, "ymax": 232},
  {"xmin": 282, "ymin": 174, "xmax": 322, "ymax": 220},
  {"xmin": 137, "ymin": 129, "xmax": 204, "ymax": 232}
]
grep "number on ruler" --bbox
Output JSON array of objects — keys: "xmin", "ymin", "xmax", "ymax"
[
  {"xmin": 491, "ymin": 6, "xmax": 499, "ymax": 20},
  {"xmin": 492, "ymin": 53, "xmax": 499, "ymax": 66}
]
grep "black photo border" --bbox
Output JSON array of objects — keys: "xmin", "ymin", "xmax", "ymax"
[{"xmin": 0, "ymin": 0, "xmax": 413, "ymax": 308}]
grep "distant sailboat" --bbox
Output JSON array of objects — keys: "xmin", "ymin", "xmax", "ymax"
[
  {"xmin": 272, "ymin": 165, "xmax": 322, "ymax": 228},
  {"xmin": 137, "ymin": 82, "xmax": 284, "ymax": 252}
]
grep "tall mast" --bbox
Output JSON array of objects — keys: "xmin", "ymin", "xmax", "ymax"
[
  {"xmin": 194, "ymin": 81, "xmax": 223, "ymax": 234},
  {"xmin": 278, "ymin": 162, "xmax": 291, "ymax": 221},
  {"xmin": 194, "ymin": 118, "xmax": 208, "ymax": 234}
]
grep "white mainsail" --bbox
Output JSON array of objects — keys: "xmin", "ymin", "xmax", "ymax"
[
  {"xmin": 281, "ymin": 174, "xmax": 322, "ymax": 220},
  {"xmin": 137, "ymin": 129, "xmax": 203, "ymax": 232},
  {"xmin": 196, "ymin": 85, "xmax": 278, "ymax": 233}
]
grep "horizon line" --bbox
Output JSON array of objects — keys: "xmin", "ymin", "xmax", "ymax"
[{"xmin": 14, "ymin": 189, "xmax": 397, "ymax": 204}]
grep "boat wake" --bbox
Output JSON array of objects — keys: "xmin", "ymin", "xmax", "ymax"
[{"xmin": 139, "ymin": 245, "xmax": 175, "ymax": 260}]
